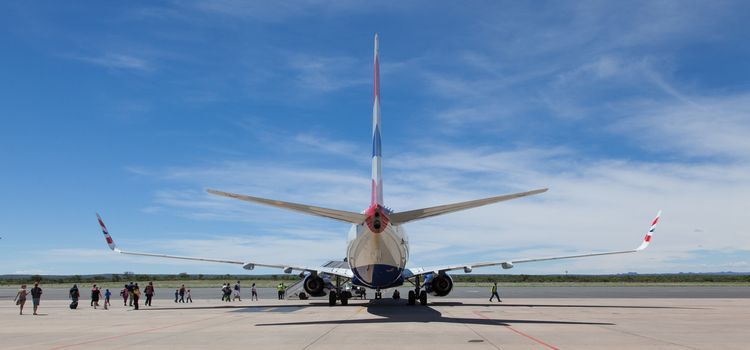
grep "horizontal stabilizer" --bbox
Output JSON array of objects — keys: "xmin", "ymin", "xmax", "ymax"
[
  {"xmin": 207, "ymin": 189, "xmax": 367, "ymax": 224},
  {"xmin": 390, "ymin": 188, "xmax": 548, "ymax": 224}
]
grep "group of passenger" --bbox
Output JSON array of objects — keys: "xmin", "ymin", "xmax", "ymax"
[
  {"xmin": 13, "ymin": 282, "xmax": 42, "ymax": 315},
  {"xmin": 119, "ymin": 281, "xmax": 142, "ymax": 309},
  {"xmin": 11, "ymin": 279, "xmax": 303, "ymax": 315},
  {"xmin": 221, "ymin": 281, "xmax": 245, "ymax": 301},
  {"xmin": 174, "ymin": 284, "xmax": 192, "ymax": 303},
  {"xmin": 88, "ymin": 284, "xmax": 110, "ymax": 309}
]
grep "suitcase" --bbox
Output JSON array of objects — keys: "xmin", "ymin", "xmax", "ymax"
[{"xmin": 70, "ymin": 301, "xmax": 78, "ymax": 309}]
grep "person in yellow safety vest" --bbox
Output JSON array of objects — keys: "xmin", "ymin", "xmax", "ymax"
[
  {"xmin": 277, "ymin": 283, "xmax": 285, "ymax": 300},
  {"xmin": 489, "ymin": 282, "xmax": 501, "ymax": 302}
]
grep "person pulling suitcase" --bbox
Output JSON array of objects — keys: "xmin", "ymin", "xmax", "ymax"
[{"xmin": 69, "ymin": 284, "xmax": 80, "ymax": 309}]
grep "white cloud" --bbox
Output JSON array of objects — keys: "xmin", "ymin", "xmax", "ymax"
[
  {"xmin": 615, "ymin": 93, "xmax": 750, "ymax": 160},
  {"xmin": 116, "ymin": 123, "xmax": 750, "ymax": 274}
]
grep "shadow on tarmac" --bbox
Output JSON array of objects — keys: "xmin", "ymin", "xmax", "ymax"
[
  {"xmin": 140, "ymin": 299, "xmax": 701, "ymax": 313},
  {"xmin": 254, "ymin": 299, "xmax": 616, "ymax": 327},
  {"xmin": 430, "ymin": 301, "xmax": 705, "ymax": 309}
]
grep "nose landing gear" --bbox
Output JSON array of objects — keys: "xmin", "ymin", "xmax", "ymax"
[{"xmin": 328, "ymin": 276, "xmax": 352, "ymax": 306}]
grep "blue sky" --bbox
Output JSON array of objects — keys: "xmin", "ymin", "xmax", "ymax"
[{"xmin": 1, "ymin": 1, "xmax": 749, "ymax": 275}]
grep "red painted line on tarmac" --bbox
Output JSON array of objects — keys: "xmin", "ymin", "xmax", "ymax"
[
  {"xmin": 48, "ymin": 313, "xmax": 226, "ymax": 350},
  {"xmin": 473, "ymin": 310, "xmax": 560, "ymax": 350}
]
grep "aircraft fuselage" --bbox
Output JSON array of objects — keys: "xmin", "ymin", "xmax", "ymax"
[{"xmin": 347, "ymin": 204, "xmax": 408, "ymax": 289}]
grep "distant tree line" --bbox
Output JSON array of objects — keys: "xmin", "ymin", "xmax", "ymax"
[
  {"xmin": 2, "ymin": 273, "xmax": 749, "ymax": 285},
  {"xmin": 451, "ymin": 274, "xmax": 750, "ymax": 283}
]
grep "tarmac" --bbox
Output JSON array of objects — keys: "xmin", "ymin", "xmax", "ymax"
[
  {"xmin": 1, "ymin": 290, "xmax": 748, "ymax": 349},
  {"xmin": 2, "ymin": 286, "xmax": 749, "ymax": 300}
]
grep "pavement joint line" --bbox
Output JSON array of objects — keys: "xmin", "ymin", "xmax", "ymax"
[
  {"xmin": 443, "ymin": 307, "xmax": 501, "ymax": 350},
  {"xmin": 47, "ymin": 313, "xmax": 227, "ymax": 350},
  {"xmin": 301, "ymin": 306, "xmax": 362, "ymax": 350},
  {"xmin": 594, "ymin": 323, "xmax": 701, "ymax": 350},
  {"xmin": 472, "ymin": 310, "xmax": 560, "ymax": 350}
]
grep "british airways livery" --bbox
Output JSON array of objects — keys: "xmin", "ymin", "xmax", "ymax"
[{"xmin": 97, "ymin": 35, "xmax": 662, "ymax": 306}]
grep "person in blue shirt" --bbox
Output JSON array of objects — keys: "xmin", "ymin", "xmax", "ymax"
[{"xmin": 104, "ymin": 289, "xmax": 112, "ymax": 309}]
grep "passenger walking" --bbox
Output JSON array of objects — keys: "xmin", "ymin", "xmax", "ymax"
[
  {"xmin": 69, "ymin": 284, "xmax": 80, "ymax": 309},
  {"xmin": 30, "ymin": 282, "xmax": 43, "ymax": 315},
  {"xmin": 14, "ymin": 284, "xmax": 28, "ymax": 315},
  {"xmin": 104, "ymin": 289, "xmax": 111, "ymax": 310},
  {"xmin": 220, "ymin": 283, "xmax": 226, "ymax": 301},
  {"xmin": 186, "ymin": 289, "xmax": 192, "ymax": 303},
  {"xmin": 120, "ymin": 285, "xmax": 129, "ymax": 306},
  {"xmin": 223, "ymin": 284, "xmax": 232, "ymax": 302},
  {"xmin": 132, "ymin": 283, "xmax": 141, "ymax": 310},
  {"xmin": 277, "ymin": 282, "xmax": 285, "ymax": 300},
  {"xmin": 251, "ymin": 283, "xmax": 258, "ymax": 301},
  {"xmin": 179, "ymin": 284, "xmax": 186, "ymax": 303},
  {"xmin": 233, "ymin": 281, "xmax": 241, "ymax": 301},
  {"xmin": 175, "ymin": 289, "xmax": 179, "ymax": 303},
  {"xmin": 144, "ymin": 282, "xmax": 154, "ymax": 306},
  {"xmin": 127, "ymin": 282, "xmax": 135, "ymax": 306},
  {"xmin": 489, "ymin": 282, "xmax": 501, "ymax": 302},
  {"xmin": 91, "ymin": 285, "xmax": 101, "ymax": 309}
]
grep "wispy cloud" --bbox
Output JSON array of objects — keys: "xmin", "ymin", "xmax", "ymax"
[
  {"xmin": 614, "ymin": 93, "xmax": 750, "ymax": 160},
  {"xmin": 287, "ymin": 54, "xmax": 368, "ymax": 93},
  {"xmin": 66, "ymin": 53, "xmax": 152, "ymax": 71}
]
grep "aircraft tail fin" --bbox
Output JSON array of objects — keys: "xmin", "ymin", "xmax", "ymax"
[{"xmin": 371, "ymin": 33, "xmax": 383, "ymax": 206}]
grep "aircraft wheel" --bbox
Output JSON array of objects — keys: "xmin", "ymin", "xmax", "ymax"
[
  {"xmin": 329, "ymin": 291, "xmax": 337, "ymax": 306},
  {"xmin": 407, "ymin": 290, "xmax": 416, "ymax": 305},
  {"xmin": 419, "ymin": 290, "xmax": 427, "ymax": 306},
  {"xmin": 341, "ymin": 295, "xmax": 349, "ymax": 306}
]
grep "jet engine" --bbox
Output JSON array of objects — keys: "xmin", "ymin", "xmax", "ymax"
[
  {"xmin": 424, "ymin": 273, "xmax": 453, "ymax": 297},
  {"xmin": 302, "ymin": 274, "xmax": 329, "ymax": 297}
]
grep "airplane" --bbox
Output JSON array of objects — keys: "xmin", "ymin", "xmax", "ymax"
[{"xmin": 96, "ymin": 34, "xmax": 662, "ymax": 306}]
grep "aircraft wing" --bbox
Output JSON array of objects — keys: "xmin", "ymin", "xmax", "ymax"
[
  {"xmin": 404, "ymin": 210, "xmax": 661, "ymax": 277},
  {"xmin": 96, "ymin": 214, "xmax": 353, "ymax": 278}
]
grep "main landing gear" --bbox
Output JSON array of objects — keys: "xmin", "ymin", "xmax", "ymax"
[
  {"xmin": 328, "ymin": 276, "xmax": 352, "ymax": 306},
  {"xmin": 407, "ymin": 275, "xmax": 428, "ymax": 306}
]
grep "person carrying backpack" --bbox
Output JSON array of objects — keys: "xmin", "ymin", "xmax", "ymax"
[
  {"xmin": 132, "ymin": 283, "xmax": 141, "ymax": 310},
  {"xmin": 144, "ymin": 282, "xmax": 155, "ymax": 306},
  {"xmin": 30, "ymin": 282, "xmax": 43, "ymax": 315}
]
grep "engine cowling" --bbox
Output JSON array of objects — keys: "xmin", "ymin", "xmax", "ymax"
[
  {"xmin": 424, "ymin": 273, "xmax": 453, "ymax": 297},
  {"xmin": 303, "ymin": 275, "xmax": 327, "ymax": 297}
]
